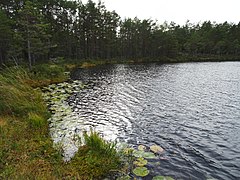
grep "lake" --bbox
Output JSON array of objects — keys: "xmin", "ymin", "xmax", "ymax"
[{"xmin": 48, "ymin": 62, "xmax": 240, "ymax": 179}]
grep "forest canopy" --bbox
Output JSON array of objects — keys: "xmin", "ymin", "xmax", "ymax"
[{"xmin": 1, "ymin": 0, "xmax": 240, "ymax": 68}]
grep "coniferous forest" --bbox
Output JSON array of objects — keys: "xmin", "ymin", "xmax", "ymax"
[{"xmin": 1, "ymin": 0, "xmax": 240, "ymax": 68}]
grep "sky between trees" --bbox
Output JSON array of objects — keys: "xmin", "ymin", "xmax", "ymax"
[{"xmin": 81, "ymin": 0, "xmax": 240, "ymax": 25}]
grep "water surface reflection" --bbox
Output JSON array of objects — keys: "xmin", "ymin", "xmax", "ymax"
[{"xmin": 53, "ymin": 62, "xmax": 240, "ymax": 179}]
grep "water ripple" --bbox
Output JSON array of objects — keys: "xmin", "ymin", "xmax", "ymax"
[{"xmin": 58, "ymin": 62, "xmax": 240, "ymax": 179}]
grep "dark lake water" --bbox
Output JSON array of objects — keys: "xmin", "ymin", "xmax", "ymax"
[{"xmin": 69, "ymin": 62, "xmax": 240, "ymax": 180}]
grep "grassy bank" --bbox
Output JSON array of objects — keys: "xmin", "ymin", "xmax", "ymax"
[
  {"xmin": 0, "ymin": 66, "xmax": 124, "ymax": 179},
  {"xmin": 60, "ymin": 54, "xmax": 240, "ymax": 70}
]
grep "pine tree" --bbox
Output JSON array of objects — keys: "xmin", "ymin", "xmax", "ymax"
[
  {"xmin": 0, "ymin": 9, "xmax": 13, "ymax": 65},
  {"xmin": 18, "ymin": 1, "xmax": 50, "ymax": 70}
]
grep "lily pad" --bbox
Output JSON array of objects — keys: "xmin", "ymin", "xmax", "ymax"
[
  {"xmin": 133, "ymin": 150, "xmax": 157, "ymax": 159},
  {"xmin": 123, "ymin": 147, "xmax": 134, "ymax": 155},
  {"xmin": 152, "ymin": 176, "xmax": 174, "ymax": 180},
  {"xmin": 143, "ymin": 152, "xmax": 158, "ymax": 159},
  {"xmin": 132, "ymin": 167, "xmax": 149, "ymax": 177},
  {"xmin": 133, "ymin": 157, "xmax": 148, "ymax": 166},
  {"xmin": 138, "ymin": 145, "xmax": 146, "ymax": 151},
  {"xmin": 150, "ymin": 145, "xmax": 164, "ymax": 153}
]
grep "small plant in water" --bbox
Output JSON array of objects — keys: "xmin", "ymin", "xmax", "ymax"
[
  {"xmin": 83, "ymin": 130, "xmax": 117, "ymax": 156},
  {"xmin": 71, "ymin": 130, "xmax": 121, "ymax": 179}
]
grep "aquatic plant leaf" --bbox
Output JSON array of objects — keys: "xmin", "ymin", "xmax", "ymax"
[
  {"xmin": 123, "ymin": 147, "xmax": 134, "ymax": 155},
  {"xmin": 138, "ymin": 145, "xmax": 146, "ymax": 151},
  {"xmin": 150, "ymin": 145, "xmax": 164, "ymax": 153},
  {"xmin": 133, "ymin": 167, "xmax": 149, "ymax": 177},
  {"xmin": 133, "ymin": 150, "xmax": 143, "ymax": 157},
  {"xmin": 142, "ymin": 152, "xmax": 157, "ymax": 159},
  {"xmin": 133, "ymin": 150, "xmax": 157, "ymax": 159},
  {"xmin": 152, "ymin": 176, "xmax": 174, "ymax": 180},
  {"xmin": 133, "ymin": 157, "xmax": 148, "ymax": 166}
]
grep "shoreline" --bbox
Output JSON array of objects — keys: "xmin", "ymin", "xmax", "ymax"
[
  {"xmin": 63, "ymin": 54, "xmax": 240, "ymax": 70},
  {"xmin": 0, "ymin": 66, "xmax": 124, "ymax": 179},
  {"xmin": 1, "ymin": 57, "xmax": 239, "ymax": 179}
]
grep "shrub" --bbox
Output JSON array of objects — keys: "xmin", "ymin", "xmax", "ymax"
[{"xmin": 32, "ymin": 64, "xmax": 65, "ymax": 79}]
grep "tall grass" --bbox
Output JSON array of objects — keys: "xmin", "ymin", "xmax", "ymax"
[
  {"xmin": 0, "ymin": 67, "xmax": 49, "ymax": 121},
  {"xmin": 0, "ymin": 66, "xmax": 124, "ymax": 179},
  {"xmin": 71, "ymin": 131, "xmax": 121, "ymax": 179},
  {"xmin": 83, "ymin": 130, "xmax": 118, "ymax": 157}
]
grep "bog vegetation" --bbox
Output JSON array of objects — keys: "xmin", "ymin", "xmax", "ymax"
[{"xmin": 0, "ymin": 66, "xmax": 124, "ymax": 179}]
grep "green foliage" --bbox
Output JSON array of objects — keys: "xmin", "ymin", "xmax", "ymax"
[
  {"xmin": 83, "ymin": 130, "xmax": 118, "ymax": 157},
  {"xmin": 18, "ymin": 1, "xmax": 50, "ymax": 69},
  {"xmin": 0, "ymin": 66, "xmax": 125, "ymax": 179},
  {"xmin": 1, "ymin": 0, "xmax": 240, "ymax": 65},
  {"xmin": 133, "ymin": 157, "xmax": 148, "ymax": 167},
  {"xmin": 0, "ymin": 9, "xmax": 13, "ymax": 65},
  {"xmin": 132, "ymin": 166, "xmax": 149, "ymax": 177},
  {"xmin": 138, "ymin": 145, "xmax": 146, "ymax": 151},
  {"xmin": 71, "ymin": 131, "xmax": 121, "ymax": 179},
  {"xmin": 0, "ymin": 67, "xmax": 48, "ymax": 117},
  {"xmin": 32, "ymin": 64, "xmax": 65, "ymax": 79},
  {"xmin": 28, "ymin": 112, "xmax": 45, "ymax": 128},
  {"xmin": 133, "ymin": 150, "xmax": 157, "ymax": 159},
  {"xmin": 152, "ymin": 176, "xmax": 175, "ymax": 180}
]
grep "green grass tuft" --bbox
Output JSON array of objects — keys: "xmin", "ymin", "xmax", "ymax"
[
  {"xmin": 71, "ymin": 131, "xmax": 121, "ymax": 179},
  {"xmin": 28, "ymin": 112, "xmax": 45, "ymax": 128},
  {"xmin": 83, "ymin": 130, "xmax": 118, "ymax": 157}
]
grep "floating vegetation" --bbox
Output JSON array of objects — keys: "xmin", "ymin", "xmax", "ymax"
[
  {"xmin": 133, "ymin": 157, "xmax": 148, "ymax": 167},
  {"xmin": 122, "ymin": 147, "xmax": 134, "ymax": 155},
  {"xmin": 138, "ymin": 144, "xmax": 147, "ymax": 151},
  {"xmin": 132, "ymin": 167, "xmax": 150, "ymax": 177},
  {"xmin": 150, "ymin": 145, "xmax": 164, "ymax": 154},
  {"xmin": 42, "ymin": 77, "xmax": 133, "ymax": 161},
  {"xmin": 133, "ymin": 150, "xmax": 157, "ymax": 159},
  {"xmin": 152, "ymin": 176, "xmax": 175, "ymax": 180},
  {"xmin": 42, "ymin": 80, "xmax": 85, "ymax": 160},
  {"xmin": 42, "ymin": 79, "xmax": 174, "ymax": 179},
  {"xmin": 117, "ymin": 144, "xmax": 175, "ymax": 180}
]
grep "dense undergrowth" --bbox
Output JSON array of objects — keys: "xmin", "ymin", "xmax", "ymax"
[{"xmin": 0, "ymin": 65, "xmax": 124, "ymax": 179}]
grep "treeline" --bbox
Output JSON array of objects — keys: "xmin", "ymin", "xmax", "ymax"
[{"xmin": 1, "ymin": 0, "xmax": 240, "ymax": 68}]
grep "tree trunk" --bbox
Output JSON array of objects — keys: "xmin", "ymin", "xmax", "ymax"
[
  {"xmin": 32, "ymin": 54, "xmax": 36, "ymax": 65},
  {"xmin": 27, "ymin": 38, "xmax": 32, "ymax": 70},
  {"xmin": 0, "ymin": 49, "xmax": 3, "ymax": 66}
]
